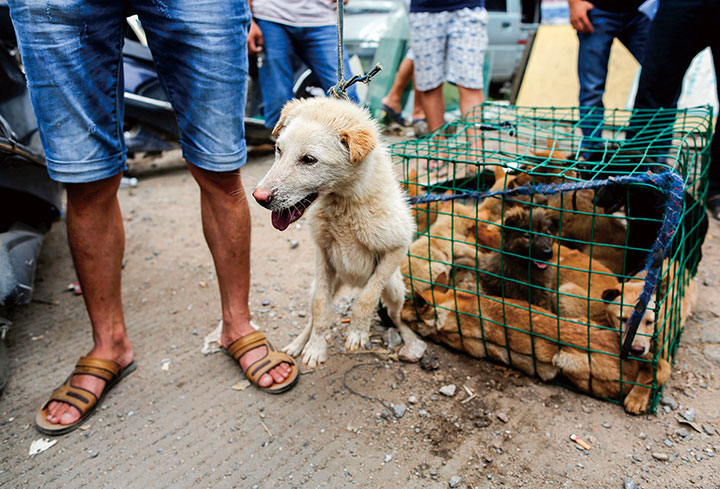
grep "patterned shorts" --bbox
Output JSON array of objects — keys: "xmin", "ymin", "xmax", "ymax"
[{"xmin": 409, "ymin": 7, "xmax": 489, "ymax": 91}]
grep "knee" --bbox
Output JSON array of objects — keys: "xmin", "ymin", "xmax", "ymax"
[{"xmin": 190, "ymin": 166, "xmax": 245, "ymax": 196}]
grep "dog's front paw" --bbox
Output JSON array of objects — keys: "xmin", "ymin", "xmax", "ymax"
[
  {"xmin": 624, "ymin": 387, "xmax": 650, "ymax": 415},
  {"xmin": 398, "ymin": 338, "xmax": 427, "ymax": 362},
  {"xmin": 283, "ymin": 335, "xmax": 308, "ymax": 357},
  {"xmin": 345, "ymin": 328, "xmax": 370, "ymax": 352},
  {"xmin": 301, "ymin": 336, "xmax": 328, "ymax": 368}
]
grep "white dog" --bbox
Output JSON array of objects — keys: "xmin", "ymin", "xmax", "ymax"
[{"xmin": 252, "ymin": 97, "xmax": 427, "ymax": 367}]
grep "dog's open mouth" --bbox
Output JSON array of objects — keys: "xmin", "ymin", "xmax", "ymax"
[
  {"xmin": 271, "ymin": 193, "xmax": 318, "ymax": 231},
  {"xmin": 533, "ymin": 261, "xmax": 548, "ymax": 270}
]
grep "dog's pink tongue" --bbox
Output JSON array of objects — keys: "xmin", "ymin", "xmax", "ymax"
[
  {"xmin": 271, "ymin": 208, "xmax": 302, "ymax": 231},
  {"xmin": 534, "ymin": 262, "xmax": 548, "ymax": 270}
]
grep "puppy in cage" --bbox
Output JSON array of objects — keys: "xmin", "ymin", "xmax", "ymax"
[{"xmin": 476, "ymin": 206, "xmax": 557, "ymax": 312}]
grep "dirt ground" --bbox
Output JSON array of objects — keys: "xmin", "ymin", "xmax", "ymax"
[{"xmin": 0, "ymin": 149, "xmax": 718, "ymax": 489}]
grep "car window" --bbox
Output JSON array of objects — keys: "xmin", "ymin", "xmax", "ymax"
[{"xmin": 486, "ymin": 0, "xmax": 508, "ymax": 12}]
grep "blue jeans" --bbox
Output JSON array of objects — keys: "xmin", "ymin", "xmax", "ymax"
[
  {"xmin": 256, "ymin": 20, "xmax": 358, "ymax": 129},
  {"xmin": 577, "ymin": 7, "xmax": 650, "ymax": 145},
  {"xmin": 8, "ymin": 0, "xmax": 250, "ymax": 183}
]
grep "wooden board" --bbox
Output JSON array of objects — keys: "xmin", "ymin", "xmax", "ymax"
[{"xmin": 515, "ymin": 24, "xmax": 640, "ymax": 109}]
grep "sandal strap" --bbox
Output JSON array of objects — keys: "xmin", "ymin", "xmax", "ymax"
[
  {"xmin": 45, "ymin": 379, "xmax": 98, "ymax": 413},
  {"xmin": 73, "ymin": 356, "xmax": 122, "ymax": 382},
  {"xmin": 227, "ymin": 331, "xmax": 272, "ymax": 361},
  {"xmin": 244, "ymin": 350, "xmax": 295, "ymax": 386}
]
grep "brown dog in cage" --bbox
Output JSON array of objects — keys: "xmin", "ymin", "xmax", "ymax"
[
  {"xmin": 401, "ymin": 201, "xmax": 487, "ymax": 295},
  {"xmin": 476, "ymin": 207, "xmax": 557, "ymax": 311},
  {"xmin": 601, "ymin": 262, "xmax": 698, "ymax": 413},
  {"xmin": 401, "ymin": 287, "xmax": 670, "ymax": 414}
]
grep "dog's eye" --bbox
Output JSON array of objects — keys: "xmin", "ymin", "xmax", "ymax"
[
  {"xmin": 300, "ymin": 154, "xmax": 317, "ymax": 165},
  {"xmin": 275, "ymin": 146, "xmax": 282, "ymax": 156}
]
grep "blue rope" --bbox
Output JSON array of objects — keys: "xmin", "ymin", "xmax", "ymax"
[{"xmin": 409, "ymin": 170, "xmax": 686, "ymax": 359}]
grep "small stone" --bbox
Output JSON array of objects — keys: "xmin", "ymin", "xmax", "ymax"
[
  {"xmin": 638, "ymin": 432, "xmax": 648, "ymax": 440},
  {"xmin": 475, "ymin": 417, "xmax": 491, "ymax": 428},
  {"xmin": 439, "ymin": 384, "xmax": 457, "ymax": 397},
  {"xmin": 664, "ymin": 439, "xmax": 674, "ymax": 448},
  {"xmin": 682, "ymin": 408, "xmax": 696, "ymax": 423},
  {"xmin": 297, "ymin": 310, "xmax": 307, "ymax": 318},
  {"xmin": 408, "ymin": 395, "xmax": 418, "ymax": 405},
  {"xmin": 393, "ymin": 404, "xmax": 407, "ymax": 419},
  {"xmin": 420, "ymin": 352, "xmax": 440, "ymax": 371},
  {"xmin": 449, "ymin": 475, "xmax": 462, "ymax": 488},
  {"xmin": 496, "ymin": 412, "xmax": 509, "ymax": 423},
  {"xmin": 289, "ymin": 239, "xmax": 299, "ymax": 249},
  {"xmin": 676, "ymin": 428, "xmax": 689, "ymax": 438},
  {"xmin": 663, "ymin": 405, "xmax": 671, "ymax": 414},
  {"xmin": 660, "ymin": 397, "xmax": 678, "ymax": 410},
  {"xmin": 399, "ymin": 340, "xmax": 427, "ymax": 362},
  {"xmin": 252, "ymin": 484, "xmax": 259, "ymax": 489},
  {"xmin": 624, "ymin": 478, "xmax": 638, "ymax": 489},
  {"xmin": 602, "ymin": 422, "xmax": 611, "ymax": 429},
  {"xmin": 88, "ymin": 450, "xmax": 99, "ymax": 459},
  {"xmin": 262, "ymin": 300, "xmax": 271, "ymax": 306},
  {"xmin": 483, "ymin": 455, "xmax": 494, "ymax": 463},
  {"xmin": 384, "ymin": 454, "xmax": 393, "ymax": 463},
  {"xmin": 652, "ymin": 452, "xmax": 669, "ymax": 461},
  {"xmin": 385, "ymin": 328, "xmax": 403, "ymax": 350}
]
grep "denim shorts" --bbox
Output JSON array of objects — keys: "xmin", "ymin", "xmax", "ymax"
[
  {"xmin": 8, "ymin": 0, "xmax": 250, "ymax": 183},
  {"xmin": 409, "ymin": 7, "xmax": 489, "ymax": 91}
]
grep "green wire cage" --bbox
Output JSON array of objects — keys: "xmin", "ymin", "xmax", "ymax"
[{"xmin": 392, "ymin": 103, "xmax": 712, "ymax": 414}]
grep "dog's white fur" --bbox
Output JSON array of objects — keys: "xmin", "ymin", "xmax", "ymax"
[{"xmin": 253, "ymin": 98, "xmax": 426, "ymax": 367}]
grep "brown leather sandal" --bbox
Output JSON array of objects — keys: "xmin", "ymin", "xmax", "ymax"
[
  {"xmin": 35, "ymin": 356, "xmax": 136, "ymax": 436},
  {"xmin": 226, "ymin": 331, "xmax": 299, "ymax": 394}
]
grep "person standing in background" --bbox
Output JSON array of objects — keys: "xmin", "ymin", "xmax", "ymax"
[
  {"xmin": 247, "ymin": 0, "xmax": 358, "ymax": 129},
  {"xmin": 569, "ymin": 0, "xmax": 650, "ymax": 150},
  {"xmin": 408, "ymin": 0, "xmax": 488, "ymax": 133},
  {"xmin": 630, "ymin": 0, "xmax": 720, "ymax": 220}
]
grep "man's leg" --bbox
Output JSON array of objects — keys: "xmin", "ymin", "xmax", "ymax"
[
  {"xmin": 187, "ymin": 166, "xmax": 290, "ymax": 387},
  {"xmin": 134, "ymin": 0, "xmax": 290, "ymax": 386},
  {"xmin": 409, "ymin": 10, "xmax": 448, "ymax": 132},
  {"xmin": 255, "ymin": 19, "xmax": 298, "ymax": 129},
  {"xmin": 617, "ymin": 10, "xmax": 650, "ymax": 64},
  {"xmin": 576, "ymin": 8, "xmax": 620, "ymax": 143},
  {"xmin": 46, "ymin": 175, "xmax": 134, "ymax": 424},
  {"xmin": 381, "ymin": 55, "xmax": 414, "ymax": 117},
  {"xmin": 295, "ymin": 24, "xmax": 359, "ymax": 102}
]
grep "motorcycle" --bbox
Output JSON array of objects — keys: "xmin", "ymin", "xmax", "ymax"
[{"xmin": 0, "ymin": 4, "xmax": 62, "ymax": 391}]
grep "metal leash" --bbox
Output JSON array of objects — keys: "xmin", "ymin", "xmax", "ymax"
[{"xmin": 327, "ymin": 1, "xmax": 382, "ymax": 100}]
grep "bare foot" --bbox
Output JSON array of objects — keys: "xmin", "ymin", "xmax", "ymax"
[
  {"xmin": 222, "ymin": 328, "xmax": 291, "ymax": 388},
  {"xmin": 46, "ymin": 344, "xmax": 134, "ymax": 426}
]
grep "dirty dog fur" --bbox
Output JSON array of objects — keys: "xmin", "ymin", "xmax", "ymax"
[
  {"xmin": 401, "ymin": 287, "xmax": 665, "ymax": 413},
  {"xmin": 253, "ymin": 98, "xmax": 426, "ymax": 367},
  {"xmin": 478, "ymin": 207, "xmax": 556, "ymax": 311}
]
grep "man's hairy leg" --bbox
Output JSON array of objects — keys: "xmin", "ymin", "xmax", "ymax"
[
  {"xmin": 188, "ymin": 165, "xmax": 290, "ymax": 387},
  {"xmin": 46, "ymin": 173, "xmax": 134, "ymax": 425}
]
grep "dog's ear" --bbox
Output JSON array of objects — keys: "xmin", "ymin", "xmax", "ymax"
[
  {"xmin": 503, "ymin": 207, "xmax": 523, "ymax": 228},
  {"xmin": 272, "ymin": 99, "xmax": 303, "ymax": 138},
  {"xmin": 340, "ymin": 128, "xmax": 376, "ymax": 164},
  {"xmin": 602, "ymin": 288, "xmax": 622, "ymax": 302}
]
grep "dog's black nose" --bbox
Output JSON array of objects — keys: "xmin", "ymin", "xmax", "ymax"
[
  {"xmin": 540, "ymin": 247, "xmax": 553, "ymax": 260},
  {"xmin": 253, "ymin": 187, "xmax": 274, "ymax": 208}
]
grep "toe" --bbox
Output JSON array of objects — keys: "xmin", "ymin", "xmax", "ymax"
[
  {"xmin": 258, "ymin": 373, "xmax": 274, "ymax": 388},
  {"xmin": 59, "ymin": 407, "xmax": 80, "ymax": 425},
  {"xmin": 270, "ymin": 368, "xmax": 285, "ymax": 384}
]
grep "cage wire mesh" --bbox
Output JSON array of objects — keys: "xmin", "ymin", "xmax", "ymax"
[{"xmin": 393, "ymin": 103, "xmax": 712, "ymax": 413}]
